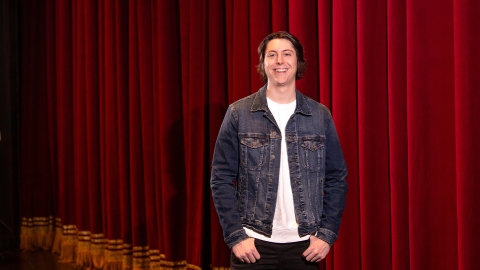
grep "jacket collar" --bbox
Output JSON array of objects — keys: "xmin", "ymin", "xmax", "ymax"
[{"xmin": 250, "ymin": 84, "xmax": 313, "ymax": 116}]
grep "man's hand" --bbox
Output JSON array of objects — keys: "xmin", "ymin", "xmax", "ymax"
[
  {"xmin": 302, "ymin": 236, "xmax": 331, "ymax": 262},
  {"xmin": 232, "ymin": 238, "xmax": 261, "ymax": 263}
]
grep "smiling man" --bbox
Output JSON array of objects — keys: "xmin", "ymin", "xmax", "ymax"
[{"xmin": 211, "ymin": 31, "xmax": 348, "ymax": 269}]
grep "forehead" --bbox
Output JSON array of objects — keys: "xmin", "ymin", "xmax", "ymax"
[{"xmin": 265, "ymin": 38, "xmax": 295, "ymax": 52}]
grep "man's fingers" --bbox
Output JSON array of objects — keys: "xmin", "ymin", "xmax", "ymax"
[
  {"xmin": 303, "ymin": 247, "xmax": 326, "ymax": 262},
  {"xmin": 304, "ymin": 251, "xmax": 315, "ymax": 262},
  {"xmin": 303, "ymin": 236, "xmax": 330, "ymax": 262},
  {"xmin": 253, "ymin": 248, "xmax": 261, "ymax": 260},
  {"xmin": 245, "ymin": 247, "xmax": 260, "ymax": 263},
  {"xmin": 232, "ymin": 238, "xmax": 260, "ymax": 264},
  {"xmin": 304, "ymin": 252, "xmax": 324, "ymax": 262},
  {"xmin": 302, "ymin": 246, "xmax": 313, "ymax": 259}
]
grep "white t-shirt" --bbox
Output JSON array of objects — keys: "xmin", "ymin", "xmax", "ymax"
[{"xmin": 244, "ymin": 97, "xmax": 310, "ymax": 243}]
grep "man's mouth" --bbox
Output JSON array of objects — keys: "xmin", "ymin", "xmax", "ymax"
[{"xmin": 275, "ymin": 68, "xmax": 288, "ymax": 73}]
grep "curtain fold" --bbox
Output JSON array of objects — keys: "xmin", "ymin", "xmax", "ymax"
[
  {"xmin": 357, "ymin": 0, "xmax": 390, "ymax": 269},
  {"xmin": 454, "ymin": 1, "xmax": 480, "ymax": 269},
  {"xmin": 387, "ymin": 1, "xmax": 409, "ymax": 269},
  {"xmin": 407, "ymin": 0, "xmax": 457, "ymax": 268},
  {"xmin": 330, "ymin": 1, "xmax": 360, "ymax": 269},
  {"xmin": 179, "ymin": 0, "xmax": 207, "ymax": 264},
  {"xmin": 0, "ymin": 0, "xmax": 21, "ymax": 246},
  {"xmin": 207, "ymin": 0, "xmax": 231, "ymax": 266},
  {"xmin": 18, "ymin": 0, "xmax": 480, "ymax": 269},
  {"xmin": 150, "ymin": 0, "xmax": 186, "ymax": 261}
]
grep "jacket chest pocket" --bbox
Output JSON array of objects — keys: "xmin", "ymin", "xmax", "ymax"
[
  {"xmin": 300, "ymin": 136, "xmax": 325, "ymax": 172},
  {"xmin": 239, "ymin": 134, "xmax": 269, "ymax": 170}
]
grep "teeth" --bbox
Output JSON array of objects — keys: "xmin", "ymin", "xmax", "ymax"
[{"xmin": 276, "ymin": 69, "xmax": 287, "ymax": 72}]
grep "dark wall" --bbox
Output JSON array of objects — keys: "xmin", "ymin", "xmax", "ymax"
[{"xmin": 0, "ymin": 0, "xmax": 20, "ymax": 250}]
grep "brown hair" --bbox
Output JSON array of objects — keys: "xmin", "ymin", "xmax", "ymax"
[{"xmin": 256, "ymin": 31, "xmax": 307, "ymax": 83}]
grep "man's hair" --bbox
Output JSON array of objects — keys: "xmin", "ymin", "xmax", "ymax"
[{"xmin": 256, "ymin": 31, "xmax": 307, "ymax": 83}]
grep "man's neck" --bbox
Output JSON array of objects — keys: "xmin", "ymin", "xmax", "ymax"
[{"xmin": 266, "ymin": 83, "xmax": 296, "ymax": 104}]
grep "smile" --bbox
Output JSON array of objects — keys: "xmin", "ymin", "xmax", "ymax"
[{"xmin": 274, "ymin": 68, "xmax": 288, "ymax": 73}]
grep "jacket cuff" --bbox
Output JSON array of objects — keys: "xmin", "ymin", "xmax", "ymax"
[
  {"xmin": 315, "ymin": 228, "xmax": 338, "ymax": 246},
  {"xmin": 225, "ymin": 228, "xmax": 249, "ymax": 249}
]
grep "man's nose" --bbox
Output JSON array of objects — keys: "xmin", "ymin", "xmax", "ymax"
[{"xmin": 276, "ymin": 55, "xmax": 283, "ymax": 64}]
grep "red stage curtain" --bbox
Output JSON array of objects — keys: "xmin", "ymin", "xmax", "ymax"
[{"xmin": 18, "ymin": 0, "xmax": 480, "ymax": 269}]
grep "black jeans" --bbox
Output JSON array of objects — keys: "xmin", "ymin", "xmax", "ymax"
[{"xmin": 230, "ymin": 239, "xmax": 319, "ymax": 270}]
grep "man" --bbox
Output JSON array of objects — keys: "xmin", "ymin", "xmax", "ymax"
[{"xmin": 211, "ymin": 31, "xmax": 348, "ymax": 269}]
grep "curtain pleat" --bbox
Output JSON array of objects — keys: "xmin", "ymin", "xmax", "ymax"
[
  {"xmin": 454, "ymin": 1, "xmax": 480, "ymax": 269},
  {"xmin": 113, "ymin": 0, "xmax": 131, "ymax": 245},
  {"xmin": 17, "ymin": 0, "xmax": 480, "ymax": 269},
  {"xmin": 83, "ymin": 0, "xmax": 102, "ymax": 235},
  {"xmin": 317, "ymin": 0, "xmax": 332, "ymax": 108},
  {"xmin": 127, "ymin": 0, "xmax": 148, "ymax": 248},
  {"xmin": 55, "ymin": 0, "xmax": 75, "ymax": 227},
  {"xmin": 387, "ymin": 1, "xmax": 409, "ymax": 269},
  {"xmin": 46, "ymin": 0, "xmax": 60, "ymax": 222},
  {"xmin": 330, "ymin": 1, "xmax": 360, "ymax": 269},
  {"xmin": 135, "ymin": 0, "xmax": 157, "ymax": 252},
  {"xmin": 179, "ymin": 0, "xmax": 207, "ymax": 264},
  {"xmin": 101, "ymin": 0, "xmax": 119, "ymax": 242},
  {"xmin": 288, "ymin": 0, "xmax": 319, "ymax": 100},
  {"xmin": 207, "ymin": 0, "xmax": 231, "ymax": 266},
  {"xmin": 72, "ymin": 0, "xmax": 89, "ymax": 232},
  {"xmin": 357, "ymin": 1, "xmax": 391, "ymax": 269},
  {"xmin": 271, "ymin": 0, "xmax": 287, "ymax": 31},
  {"xmin": 407, "ymin": 0, "xmax": 457, "ymax": 269},
  {"xmin": 150, "ymin": 0, "xmax": 183, "ymax": 261}
]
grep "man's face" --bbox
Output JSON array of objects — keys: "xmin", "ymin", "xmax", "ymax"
[{"xmin": 263, "ymin": 38, "xmax": 298, "ymax": 87}]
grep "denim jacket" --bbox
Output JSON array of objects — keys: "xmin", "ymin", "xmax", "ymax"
[{"xmin": 211, "ymin": 85, "xmax": 348, "ymax": 248}]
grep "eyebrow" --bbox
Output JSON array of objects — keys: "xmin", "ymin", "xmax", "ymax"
[{"xmin": 266, "ymin": 49, "xmax": 294, "ymax": 54}]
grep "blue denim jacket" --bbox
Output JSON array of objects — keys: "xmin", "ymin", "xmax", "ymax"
[{"xmin": 211, "ymin": 85, "xmax": 348, "ymax": 248}]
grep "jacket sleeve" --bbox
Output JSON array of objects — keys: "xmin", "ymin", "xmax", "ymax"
[
  {"xmin": 316, "ymin": 112, "xmax": 348, "ymax": 245},
  {"xmin": 210, "ymin": 105, "xmax": 249, "ymax": 248}
]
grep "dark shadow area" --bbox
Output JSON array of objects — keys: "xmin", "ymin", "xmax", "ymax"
[
  {"xmin": 0, "ymin": 0, "xmax": 21, "ymax": 260},
  {"xmin": 1, "ymin": 249, "xmax": 75, "ymax": 270}
]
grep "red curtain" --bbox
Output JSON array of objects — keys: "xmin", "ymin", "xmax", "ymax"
[{"xmin": 18, "ymin": 0, "xmax": 480, "ymax": 269}]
